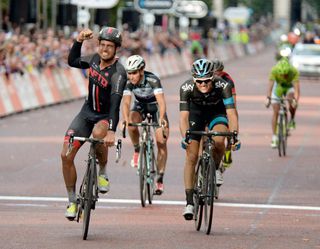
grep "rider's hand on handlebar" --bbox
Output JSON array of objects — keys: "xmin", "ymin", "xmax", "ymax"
[
  {"xmin": 181, "ymin": 138, "xmax": 189, "ymax": 150},
  {"xmin": 291, "ymin": 98, "xmax": 298, "ymax": 108},
  {"xmin": 231, "ymin": 135, "xmax": 241, "ymax": 151},
  {"xmin": 265, "ymin": 96, "xmax": 271, "ymax": 108},
  {"xmin": 103, "ymin": 130, "xmax": 116, "ymax": 147},
  {"xmin": 159, "ymin": 118, "xmax": 167, "ymax": 128}
]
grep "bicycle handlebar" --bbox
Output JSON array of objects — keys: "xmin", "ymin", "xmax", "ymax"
[
  {"xmin": 185, "ymin": 130, "xmax": 238, "ymax": 143},
  {"xmin": 67, "ymin": 134, "xmax": 122, "ymax": 163}
]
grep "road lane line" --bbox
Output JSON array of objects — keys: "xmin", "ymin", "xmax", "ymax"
[{"xmin": 0, "ymin": 196, "xmax": 320, "ymax": 211}]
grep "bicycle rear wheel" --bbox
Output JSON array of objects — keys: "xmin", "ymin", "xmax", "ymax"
[
  {"xmin": 82, "ymin": 158, "xmax": 95, "ymax": 240},
  {"xmin": 203, "ymin": 157, "xmax": 215, "ymax": 235},
  {"xmin": 139, "ymin": 144, "xmax": 147, "ymax": 207},
  {"xmin": 194, "ymin": 158, "xmax": 204, "ymax": 231}
]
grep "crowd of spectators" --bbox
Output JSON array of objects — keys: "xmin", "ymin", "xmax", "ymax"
[{"xmin": 0, "ymin": 17, "xmax": 276, "ymax": 79}]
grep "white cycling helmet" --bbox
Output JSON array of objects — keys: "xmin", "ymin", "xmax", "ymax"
[{"xmin": 125, "ymin": 55, "xmax": 145, "ymax": 72}]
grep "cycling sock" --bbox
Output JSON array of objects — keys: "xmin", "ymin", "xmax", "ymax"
[
  {"xmin": 134, "ymin": 144, "xmax": 140, "ymax": 153},
  {"xmin": 67, "ymin": 188, "xmax": 77, "ymax": 203},
  {"xmin": 99, "ymin": 166, "xmax": 107, "ymax": 177},
  {"xmin": 185, "ymin": 189, "xmax": 194, "ymax": 206},
  {"xmin": 157, "ymin": 173, "xmax": 164, "ymax": 183}
]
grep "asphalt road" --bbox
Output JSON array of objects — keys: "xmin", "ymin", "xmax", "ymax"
[{"xmin": 1, "ymin": 46, "xmax": 320, "ymax": 249}]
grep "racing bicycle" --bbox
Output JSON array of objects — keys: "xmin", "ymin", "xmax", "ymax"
[
  {"xmin": 186, "ymin": 130, "xmax": 238, "ymax": 235},
  {"xmin": 67, "ymin": 134, "xmax": 122, "ymax": 240},
  {"xmin": 124, "ymin": 114, "xmax": 166, "ymax": 207},
  {"xmin": 267, "ymin": 97, "xmax": 294, "ymax": 157}
]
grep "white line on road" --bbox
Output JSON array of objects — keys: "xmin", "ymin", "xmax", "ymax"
[{"xmin": 1, "ymin": 195, "xmax": 320, "ymax": 211}]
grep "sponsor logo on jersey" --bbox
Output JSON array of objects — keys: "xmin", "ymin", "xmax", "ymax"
[
  {"xmin": 182, "ymin": 83, "xmax": 194, "ymax": 92},
  {"xmin": 215, "ymin": 80, "xmax": 228, "ymax": 89}
]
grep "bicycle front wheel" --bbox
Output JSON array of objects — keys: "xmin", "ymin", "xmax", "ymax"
[
  {"xmin": 147, "ymin": 148, "xmax": 156, "ymax": 204},
  {"xmin": 194, "ymin": 158, "xmax": 204, "ymax": 231},
  {"xmin": 278, "ymin": 115, "xmax": 286, "ymax": 157},
  {"xmin": 203, "ymin": 157, "xmax": 215, "ymax": 235},
  {"xmin": 82, "ymin": 158, "xmax": 95, "ymax": 240},
  {"xmin": 139, "ymin": 144, "xmax": 147, "ymax": 207}
]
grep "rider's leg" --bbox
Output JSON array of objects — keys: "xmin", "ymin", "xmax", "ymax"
[
  {"xmin": 272, "ymin": 103, "xmax": 280, "ymax": 135},
  {"xmin": 128, "ymin": 111, "xmax": 142, "ymax": 167},
  {"xmin": 211, "ymin": 124, "xmax": 228, "ymax": 166},
  {"xmin": 92, "ymin": 120, "xmax": 109, "ymax": 176},
  {"xmin": 128, "ymin": 111, "xmax": 142, "ymax": 150},
  {"xmin": 61, "ymin": 141, "xmax": 81, "ymax": 204},
  {"xmin": 287, "ymin": 91, "xmax": 297, "ymax": 127},
  {"xmin": 184, "ymin": 140, "xmax": 200, "ymax": 205}
]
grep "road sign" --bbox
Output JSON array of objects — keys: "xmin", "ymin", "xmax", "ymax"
[
  {"xmin": 173, "ymin": 0, "xmax": 208, "ymax": 19},
  {"xmin": 78, "ymin": 9, "xmax": 90, "ymax": 23},
  {"xmin": 223, "ymin": 7, "xmax": 250, "ymax": 25},
  {"xmin": 134, "ymin": 0, "xmax": 174, "ymax": 13},
  {"xmin": 71, "ymin": 0, "xmax": 119, "ymax": 8}
]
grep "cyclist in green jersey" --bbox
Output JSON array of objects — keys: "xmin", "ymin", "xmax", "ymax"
[{"xmin": 266, "ymin": 58, "xmax": 300, "ymax": 148}]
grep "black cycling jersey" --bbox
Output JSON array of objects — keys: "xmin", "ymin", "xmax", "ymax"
[
  {"xmin": 123, "ymin": 71, "xmax": 163, "ymax": 104},
  {"xmin": 179, "ymin": 77, "xmax": 235, "ymax": 141},
  {"xmin": 179, "ymin": 76, "xmax": 235, "ymax": 112},
  {"xmin": 68, "ymin": 41, "xmax": 127, "ymax": 131}
]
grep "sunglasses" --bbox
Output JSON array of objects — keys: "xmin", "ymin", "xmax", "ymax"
[{"xmin": 194, "ymin": 78, "xmax": 212, "ymax": 84}]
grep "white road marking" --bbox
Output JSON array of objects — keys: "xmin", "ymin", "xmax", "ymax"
[{"xmin": 0, "ymin": 195, "xmax": 320, "ymax": 211}]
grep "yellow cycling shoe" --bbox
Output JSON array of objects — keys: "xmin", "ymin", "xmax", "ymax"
[
  {"xmin": 98, "ymin": 175, "xmax": 110, "ymax": 194},
  {"xmin": 65, "ymin": 202, "xmax": 78, "ymax": 221}
]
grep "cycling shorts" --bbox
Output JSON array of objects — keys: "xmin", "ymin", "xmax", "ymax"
[
  {"xmin": 271, "ymin": 83, "xmax": 294, "ymax": 104},
  {"xmin": 131, "ymin": 101, "xmax": 169, "ymax": 126},
  {"xmin": 188, "ymin": 105, "xmax": 228, "ymax": 141}
]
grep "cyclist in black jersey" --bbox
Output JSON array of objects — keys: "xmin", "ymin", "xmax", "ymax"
[
  {"xmin": 179, "ymin": 58, "xmax": 240, "ymax": 220},
  {"xmin": 212, "ymin": 59, "xmax": 238, "ymax": 168},
  {"xmin": 61, "ymin": 27, "xmax": 127, "ymax": 220},
  {"xmin": 122, "ymin": 55, "xmax": 169, "ymax": 195}
]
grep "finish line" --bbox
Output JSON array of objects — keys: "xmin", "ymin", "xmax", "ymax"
[{"xmin": 1, "ymin": 195, "xmax": 320, "ymax": 211}]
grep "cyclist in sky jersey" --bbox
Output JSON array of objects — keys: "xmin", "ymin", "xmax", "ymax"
[
  {"xmin": 61, "ymin": 27, "xmax": 127, "ymax": 220},
  {"xmin": 122, "ymin": 55, "xmax": 169, "ymax": 195},
  {"xmin": 179, "ymin": 58, "xmax": 240, "ymax": 220}
]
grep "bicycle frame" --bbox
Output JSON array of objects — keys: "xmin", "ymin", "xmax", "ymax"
[
  {"xmin": 278, "ymin": 98, "xmax": 289, "ymax": 157},
  {"xmin": 129, "ymin": 114, "xmax": 159, "ymax": 207},
  {"xmin": 186, "ymin": 130, "xmax": 237, "ymax": 235},
  {"xmin": 67, "ymin": 135, "xmax": 121, "ymax": 240},
  {"xmin": 271, "ymin": 97, "xmax": 290, "ymax": 157}
]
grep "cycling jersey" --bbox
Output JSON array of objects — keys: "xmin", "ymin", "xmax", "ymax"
[
  {"xmin": 180, "ymin": 77, "xmax": 235, "ymax": 111},
  {"xmin": 269, "ymin": 66, "xmax": 299, "ymax": 88},
  {"xmin": 123, "ymin": 71, "xmax": 163, "ymax": 104},
  {"xmin": 68, "ymin": 41, "xmax": 127, "ymax": 131},
  {"xmin": 123, "ymin": 71, "xmax": 166, "ymax": 123},
  {"xmin": 179, "ymin": 77, "xmax": 235, "ymax": 141}
]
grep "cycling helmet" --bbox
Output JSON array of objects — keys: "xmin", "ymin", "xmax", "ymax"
[
  {"xmin": 276, "ymin": 58, "xmax": 290, "ymax": 75},
  {"xmin": 212, "ymin": 59, "xmax": 224, "ymax": 72},
  {"xmin": 125, "ymin": 55, "xmax": 145, "ymax": 72},
  {"xmin": 191, "ymin": 58, "xmax": 214, "ymax": 78},
  {"xmin": 98, "ymin": 27, "xmax": 122, "ymax": 47}
]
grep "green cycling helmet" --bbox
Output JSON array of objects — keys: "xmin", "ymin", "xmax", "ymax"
[{"xmin": 276, "ymin": 58, "xmax": 290, "ymax": 75}]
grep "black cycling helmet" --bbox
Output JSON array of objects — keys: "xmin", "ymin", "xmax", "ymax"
[
  {"xmin": 212, "ymin": 59, "xmax": 224, "ymax": 72},
  {"xmin": 98, "ymin": 27, "xmax": 122, "ymax": 47},
  {"xmin": 191, "ymin": 58, "xmax": 214, "ymax": 78}
]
